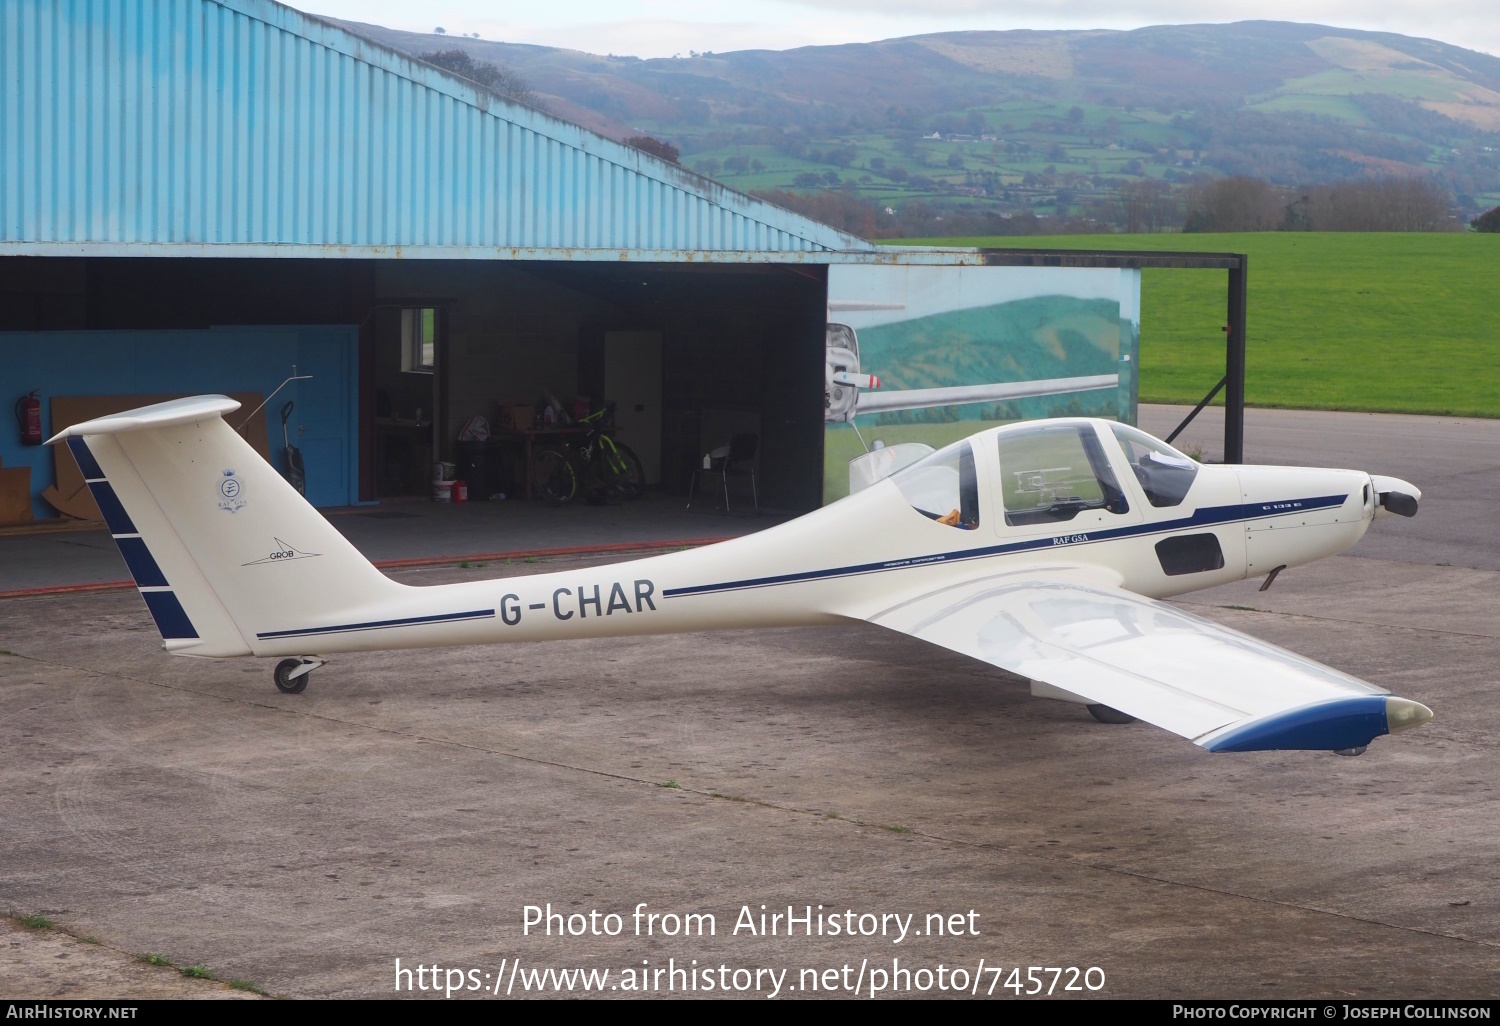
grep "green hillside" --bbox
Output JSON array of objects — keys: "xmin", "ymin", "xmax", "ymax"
[
  {"xmin": 894, "ymin": 233, "xmax": 1500, "ymax": 417},
  {"xmin": 859, "ymin": 295, "xmax": 1120, "ymax": 397},
  {"xmin": 341, "ymin": 20, "xmax": 1500, "ymax": 220}
]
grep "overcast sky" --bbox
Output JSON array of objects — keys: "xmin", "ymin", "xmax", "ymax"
[{"xmin": 304, "ymin": 0, "xmax": 1498, "ymax": 60}]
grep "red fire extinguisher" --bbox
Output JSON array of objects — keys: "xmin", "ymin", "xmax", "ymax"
[{"xmin": 15, "ymin": 390, "xmax": 41, "ymax": 446}]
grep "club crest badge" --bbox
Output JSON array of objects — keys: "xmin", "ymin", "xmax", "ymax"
[{"xmin": 217, "ymin": 469, "xmax": 247, "ymax": 513}]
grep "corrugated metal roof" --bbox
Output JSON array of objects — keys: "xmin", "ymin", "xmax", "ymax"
[{"xmin": 0, "ymin": 0, "xmax": 875, "ymax": 258}]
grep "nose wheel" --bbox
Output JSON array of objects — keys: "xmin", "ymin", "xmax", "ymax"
[{"xmin": 273, "ymin": 657, "xmax": 324, "ymax": 694}]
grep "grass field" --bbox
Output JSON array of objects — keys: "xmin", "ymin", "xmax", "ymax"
[{"xmin": 892, "ymin": 233, "xmax": 1500, "ymax": 418}]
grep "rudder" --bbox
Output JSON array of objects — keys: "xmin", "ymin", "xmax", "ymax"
[{"xmin": 51, "ymin": 396, "xmax": 404, "ymax": 657}]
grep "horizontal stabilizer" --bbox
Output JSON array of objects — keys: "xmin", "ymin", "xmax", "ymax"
[{"xmin": 46, "ymin": 395, "xmax": 242, "ymax": 443}]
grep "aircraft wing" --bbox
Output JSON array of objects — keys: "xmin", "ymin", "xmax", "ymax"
[
  {"xmin": 863, "ymin": 568, "xmax": 1430, "ymax": 752},
  {"xmin": 856, "ymin": 375, "xmax": 1118, "ymax": 415}
]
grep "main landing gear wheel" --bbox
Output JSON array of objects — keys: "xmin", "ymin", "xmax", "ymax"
[
  {"xmin": 274, "ymin": 658, "xmax": 310, "ymax": 694},
  {"xmin": 1087, "ymin": 703, "xmax": 1136, "ymax": 724}
]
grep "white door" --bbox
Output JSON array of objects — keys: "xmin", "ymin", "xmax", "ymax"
[{"xmin": 604, "ymin": 331, "xmax": 664, "ymax": 485}]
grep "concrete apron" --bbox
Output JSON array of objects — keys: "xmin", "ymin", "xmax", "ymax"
[{"xmin": 0, "ymin": 551, "xmax": 1497, "ymax": 998}]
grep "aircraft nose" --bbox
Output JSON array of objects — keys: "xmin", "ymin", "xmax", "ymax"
[{"xmin": 1386, "ymin": 697, "xmax": 1433, "ymax": 734}]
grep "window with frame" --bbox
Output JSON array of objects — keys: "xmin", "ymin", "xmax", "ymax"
[
  {"xmin": 997, "ymin": 423, "xmax": 1129, "ymax": 527},
  {"xmin": 1108, "ymin": 423, "xmax": 1199, "ymax": 508},
  {"xmin": 400, "ymin": 307, "xmax": 438, "ymax": 374},
  {"xmin": 891, "ymin": 439, "xmax": 980, "ymax": 529}
]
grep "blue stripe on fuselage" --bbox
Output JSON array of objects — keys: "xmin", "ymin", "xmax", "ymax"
[
  {"xmin": 257, "ymin": 609, "xmax": 497, "ymax": 640},
  {"xmin": 663, "ymin": 494, "xmax": 1349, "ymax": 599}
]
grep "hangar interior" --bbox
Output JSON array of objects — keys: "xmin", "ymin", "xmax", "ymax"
[{"xmin": 0, "ymin": 256, "xmax": 829, "ymax": 518}]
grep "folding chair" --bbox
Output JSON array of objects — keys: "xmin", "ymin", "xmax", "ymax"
[{"xmin": 686, "ymin": 433, "xmax": 759, "ymax": 513}]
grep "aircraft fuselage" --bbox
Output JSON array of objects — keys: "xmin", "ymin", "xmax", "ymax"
[{"xmin": 241, "ymin": 421, "xmax": 1395, "ymax": 660}]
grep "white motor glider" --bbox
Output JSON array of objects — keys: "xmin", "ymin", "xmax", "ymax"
[{"xmin": 51, "ymin": 395, "xmax": 1432, "ymax": 757}]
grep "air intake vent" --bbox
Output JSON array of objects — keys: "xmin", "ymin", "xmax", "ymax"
[{"xmin": 1156, "ymin": 533, "xmax": 1226, "ymax": 576}]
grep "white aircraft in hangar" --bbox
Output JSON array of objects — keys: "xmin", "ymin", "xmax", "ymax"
[
  {"xmin": 52, "ymin": 395, "xmax": 1432, "ymax": 757},
  {"xmin": 822, "ymin": 301, "xmax": 1120, "ymax": 425}
]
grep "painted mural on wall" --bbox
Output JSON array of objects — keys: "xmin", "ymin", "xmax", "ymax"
[{"xmin": 824, "ymin": 265, "xmax": 1141, "ymax": 503}]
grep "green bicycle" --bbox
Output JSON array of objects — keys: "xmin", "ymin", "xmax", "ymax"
[{"xmin": 531, "ymin": 402, "xmax": 644, "ymax": 505}]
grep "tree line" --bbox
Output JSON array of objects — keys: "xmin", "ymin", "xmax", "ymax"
[
  {"xmin": 1179, "ymin": 176, "xmax": 1459, "ymax": 233},
  {"xmin": 419, "ymin": 48, "xmax": 539, "ymax": 108},
  {"xmin": 754, "ymin": 174, "xmax": 1488, "ymax": 239}
]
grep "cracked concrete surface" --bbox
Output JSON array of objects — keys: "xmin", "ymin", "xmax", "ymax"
[
  {"xmin": 1, "ymin": 549, "xmax": 1496, "ymax": 998},
  {"xmin": 0, "ymin": 916, "xmax": 259, "ymax": 999}
]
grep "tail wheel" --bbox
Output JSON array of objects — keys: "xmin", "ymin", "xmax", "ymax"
[
  {"xmin": 274, "ymin": 658, "xmax": 309, "ymax": 694},
  {"xmin": 533, "ymin": 447, "xmax": 578, "ymax": 505},
  {"xmin": 604, "ymin": 443, "xmax": 645, "ymax": 500}
]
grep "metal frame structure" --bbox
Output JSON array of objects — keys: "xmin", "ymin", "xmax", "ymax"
[{"xmin": 961, "ymin": 249, "xmax": 1249, "ymax": 464}]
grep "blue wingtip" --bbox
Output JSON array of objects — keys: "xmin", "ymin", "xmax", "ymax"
[{"xmin": 1204, "ymin": 696, "xmax": 1391, "ymax": 753}]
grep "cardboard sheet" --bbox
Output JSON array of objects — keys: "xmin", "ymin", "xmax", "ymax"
[{"xmin": 0, "ymin": 464, "xmax": 32, "ymax": 524}]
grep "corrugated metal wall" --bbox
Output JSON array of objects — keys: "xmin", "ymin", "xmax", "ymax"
[{"xmin": 0, "ymin": 0, "xmax": 871, "ymax": 256}]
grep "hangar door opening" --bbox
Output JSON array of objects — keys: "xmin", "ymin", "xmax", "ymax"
[{"xmin": 374, "ymin": 261, "xmax": 829, "ymax": 513}]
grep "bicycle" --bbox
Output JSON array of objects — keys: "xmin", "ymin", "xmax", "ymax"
[
  {"xmin": 575, "ymin": 402, "xmax": 644, "ymax": 501},
  {"xmin": 530, "ymin": 402, "xmax": 643, "ymax": 505},
  {"xmin": 531, "ymin": 444, "xmax": 579, "ymax": 504}
]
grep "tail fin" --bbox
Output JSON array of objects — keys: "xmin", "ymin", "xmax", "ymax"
[{"xmin": 50, "ymin": 396, "xmax": 403, "ymax": 657}]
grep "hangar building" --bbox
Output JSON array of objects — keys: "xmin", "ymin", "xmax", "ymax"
[{"xmin": 0, "ymin": 0, "xmax": 1244, "ymax": 524}]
